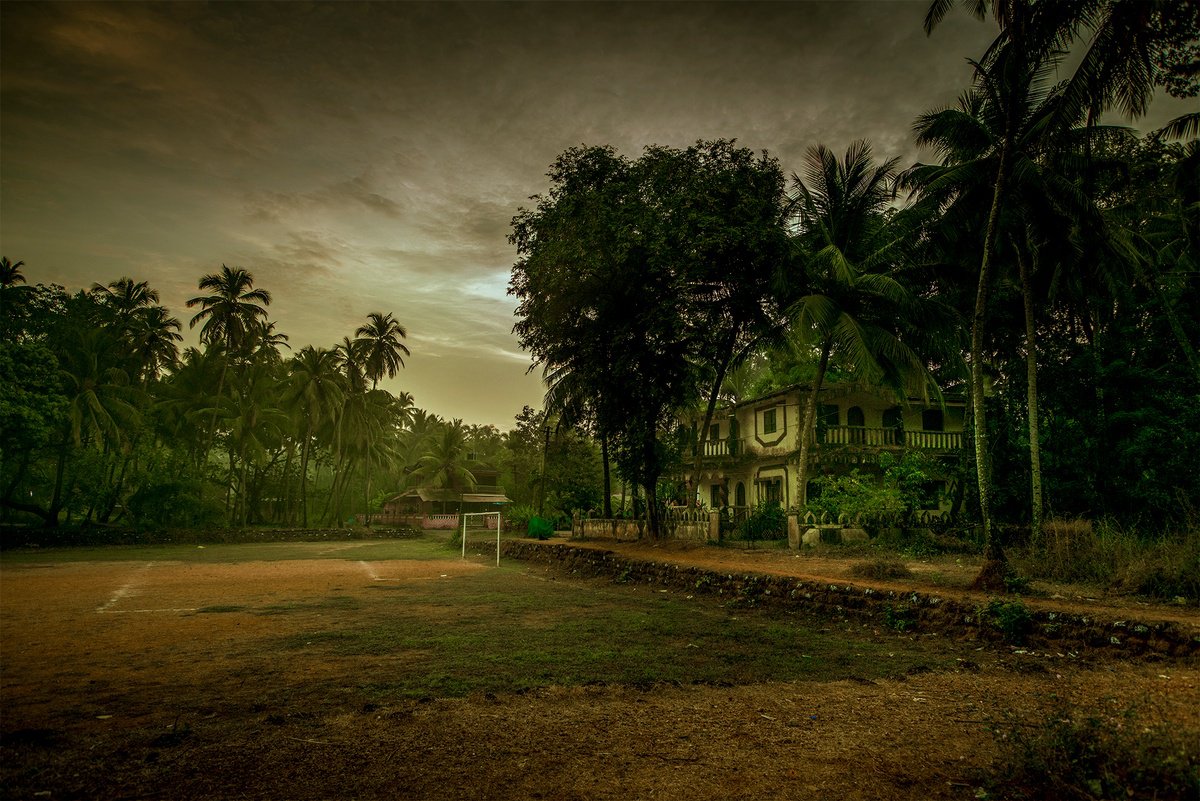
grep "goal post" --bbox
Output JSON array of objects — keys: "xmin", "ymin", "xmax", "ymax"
[{"xmin": 460, "ymin": 511, "xmax": 503, "ymax": 567}]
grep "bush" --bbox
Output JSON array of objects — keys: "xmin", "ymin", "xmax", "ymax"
[
  {"xmin": 982, "ymin": 706, "xmax": 1199, "ymax": 800},
  {"xmin": 982, "ymin": 598, "xmax": 1032, "ymax": 644},
  {"xmin": 503, "ymin": 503, "xmax": 537, "ymax": 534}
]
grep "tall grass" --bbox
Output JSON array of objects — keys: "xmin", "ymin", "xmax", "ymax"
[{"xmin": 1014, "ymin": 518, "xmax": 1200, "ymax": 602}]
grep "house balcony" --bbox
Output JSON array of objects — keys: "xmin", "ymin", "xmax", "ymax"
[
  {"xmin": 817, "ymin": 425, "xmax": 961, "ymax": 451},
  {"xmin": 691, "ymin": 426, "xmax": 961, "ymax": 462}
]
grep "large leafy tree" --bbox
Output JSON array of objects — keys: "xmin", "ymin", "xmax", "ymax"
[{"xmin": 511, "ymin": 141, "xmax": 790, "ymax": 536}]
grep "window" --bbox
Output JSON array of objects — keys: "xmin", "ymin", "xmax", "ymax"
[
  {"xmin": 883, "ymin": 407, "xmax": 904, "ymax": 445},
  {"xmin": 762, "ymin": 408, "xmax": 777, "ymax": 434},
  {"xmin": 820, "ymin": 404, "xmax": 840, "ymax": 427},
  {"xmin": 709, "ymin": 423, "xmax": 720, "ymax": 441},
  {"xmin": 710, "ymin": 484, "xmax": 722, "ymax": 509},
  {"xmin": 762, "ymin": 478, "xmax": 782, "ymax": 506},
  {"xmin": 735, "ymin": 482, "xmax": 746, "ymax": 507},
  {"xmin": 922, "ymin": 409, "xmax": 944, "ymax": 432},
  {"xmin": 847, "ymin": 406, "xmax": 865, "ymax": 443}
]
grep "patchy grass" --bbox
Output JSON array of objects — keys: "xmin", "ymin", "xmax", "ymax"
[
  {"xmin": 267, "ymin": 565, "xmax": 957, "ymax": 699},
  {"xmin": 0, "ymin": 536, "xmax": 455, "ymax": 566}
]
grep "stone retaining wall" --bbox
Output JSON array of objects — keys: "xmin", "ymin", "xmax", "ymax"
[{"xmin": 502, "ymin": 540, "xmax": 1198, "ymax": 658}]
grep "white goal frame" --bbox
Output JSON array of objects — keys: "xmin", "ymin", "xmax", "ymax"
[{"xmin": 460, "ymin": 511, "xmax": 503, "ymax": 567}]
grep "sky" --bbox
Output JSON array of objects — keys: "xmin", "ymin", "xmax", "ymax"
[{"xmin": 2, "ymin": 1, "xmax": 1192, "ymax": 430}]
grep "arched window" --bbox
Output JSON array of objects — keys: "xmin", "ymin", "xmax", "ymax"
[{"xmin": 735, "ymin": 481, "xmax": 746, "ymax": 507}]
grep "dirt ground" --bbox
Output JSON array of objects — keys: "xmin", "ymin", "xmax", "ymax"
[{"xmin": 1, "ymin": 539, "xmax": 1196, "ymax": 800}]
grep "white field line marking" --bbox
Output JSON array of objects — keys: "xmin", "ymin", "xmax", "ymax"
[
  {"xmin": 95, "ymin": 562, "xmax": 156, "ymax": 613},
  {"xmin": 359, "ymin": 560, "xmax": 416, "ymax": 582},
  {"xmin": 98, "ymin": 608, "xmax": 198, "ymax": 614}
]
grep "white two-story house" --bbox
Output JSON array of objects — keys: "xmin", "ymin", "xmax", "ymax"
[{"xmin": 685, "ymin": 382, "xmax": 965, "ymax": 512}]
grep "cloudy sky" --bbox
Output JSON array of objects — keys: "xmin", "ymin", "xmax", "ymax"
[{"xmin": 2, "ymin": 2, "xmax": 1190, "ymax": 429}]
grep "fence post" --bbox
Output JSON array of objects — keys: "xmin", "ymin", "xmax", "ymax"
[
  {"xmin": 787, "ymin": 513, "xmax": 801, "ymax": 550},
  {"xmin": 708, "ymin": 510, "xmax": 720, "ymax": 542}
]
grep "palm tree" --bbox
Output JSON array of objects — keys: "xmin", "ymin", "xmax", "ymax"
[
  {"xmin": 186, "ymin": 266, "xmax": 273, "ymax": 456},
  {"xmin": 129, "ymin": 305, "xmax": 184, "ymax": 385},
  {"xmin": 0, "ymin": 257, "xmax": 25, "ymax": 288},
  {"xmin": 904, "ymin": 71, "xmax": 1129, "ymax": 542},
  {"xmin": 407, "ymin": 420, "xmax": 478, "ymax": 513},
  {"xmin": 1, "ymin": 257, "xmax": 29, "ymax": 328},
  {"xmin": 186, "ymin": 266, "xmax": 272, "ymax": 358},
  {"xmin": 92, "ymin": 277, "xmax": 159, "ymax": 324},
  {"xmin": 925, "ymin": 0, "xmax": 1185, "ymax": 583},
  {"xmin": 354, "ymin": 312, "xmax": 410, "ymax": 389},
  {"xmin": 206, "ymin": 361, "xmax": 288, "ymax": 524},
  {"xmin": 286, "ymin": 346, "xmax": 347, "ymax": 526},
  {"xmin": 787, "ymin": 142, "xmax": 939, "ymax": 510},
  {"xmin": 543, "ymin": 362, "xmax": 614, "ymax": 517},
  {"xmin": 48, "ymin": 327, "xmax": 141, "ymax": 526}
]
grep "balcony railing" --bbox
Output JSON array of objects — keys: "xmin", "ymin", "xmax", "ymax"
[
  {"xmin": 818, "ymin": 425, "xmax": 960, "ymax": 450},
  {"xmin": 693, "ymin": 426, "xmax": 961, "ymax": 458}
]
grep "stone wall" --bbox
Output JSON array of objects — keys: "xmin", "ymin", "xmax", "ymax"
[{"xmin": 501, "ymin": 540, "xmax": 1198, "ymax": 658}]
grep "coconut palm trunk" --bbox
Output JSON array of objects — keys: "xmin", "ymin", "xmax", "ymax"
[
  {"xmin": 795, "ymin": 342, "xmax": 832, "ymax": 510},
  {"xmin": 1015, "ymin": 241, "xmax": 1044, "ymax": 540},
  {"xmin": 969, "ymin": 139, "xmax": 1010, "ymax": 581}
]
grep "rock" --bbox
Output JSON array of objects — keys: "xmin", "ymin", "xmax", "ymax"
[
  {"xmin": 802, "ymin": 528, "xmax": 821, "ymax": 547},
  {"xmin": 840, "ymin": 527, "xmax": 869, "ymax": 544}
]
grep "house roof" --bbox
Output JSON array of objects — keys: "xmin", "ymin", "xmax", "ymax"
[
  {"xmin": 386, "ymin": 486, "xmax": 512, "ymax": 505},
  {"xmin": 700, "ymin": 381, "xmax": 966, "ymax": 419}
]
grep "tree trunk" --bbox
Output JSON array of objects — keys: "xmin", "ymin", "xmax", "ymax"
[
  {"xmin": 601, "ymin": 433, "xmax": 612, "ymax": 518},
  {"xmin": 969, "ymin": 139, "xmax": 1011, "ymax": 590},
  {"xmin": 691, "ymin": 342, "xmax": 737, "ymax": 500},
  {"xmin": 794, "ymin": 342, "xmax": 832, "ymax": 510},
  {"xmin": 1016, "ymin": 241, "xmax": 1044, "ymax": 541}
]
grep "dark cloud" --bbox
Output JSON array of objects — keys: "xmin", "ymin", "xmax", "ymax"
[{"xmin": 6, "ymin": 1, "xmax": 1181, "ymax": 428}]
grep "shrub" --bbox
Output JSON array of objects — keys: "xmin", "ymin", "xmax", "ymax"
[
  {"xmin": 982, "ymin": 706, "xmax": 1200, "ymax": 800},
  {"xmin": 981, "ymin": 598, "xmax": 1032, "ymax": 644},
  {"xmin": 503, "ymin": 503, "xmax": 537, "ymax": 534}
]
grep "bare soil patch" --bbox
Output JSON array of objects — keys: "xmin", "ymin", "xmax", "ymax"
[{"xmin": 1, "ymin": 544, "xmax": 1196, "ymax": 800}]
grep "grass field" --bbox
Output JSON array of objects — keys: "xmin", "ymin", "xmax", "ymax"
[{"xmin": 2, "ymin": 535, "xmax": 1196, "ymax": 800}]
